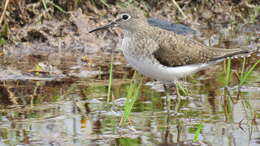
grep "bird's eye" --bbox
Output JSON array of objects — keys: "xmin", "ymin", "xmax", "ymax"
[{"xmin": 122, "ymin": 14, "xmax": 130, "ymax": 20}]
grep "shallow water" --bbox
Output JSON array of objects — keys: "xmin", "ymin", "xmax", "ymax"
[{"xmin": 0, "ymin": 65, "xmax": 259, "ymax": 146}]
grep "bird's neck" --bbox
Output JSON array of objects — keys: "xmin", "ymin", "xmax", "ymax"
[{"xmin": 123, "ymin": 25, "xmax": 153, "ymax": 38}]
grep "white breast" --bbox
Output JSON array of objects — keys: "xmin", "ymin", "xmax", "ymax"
[{"xmin": 123, "ymin": 52, "xmax": 210, "ymax": 81}]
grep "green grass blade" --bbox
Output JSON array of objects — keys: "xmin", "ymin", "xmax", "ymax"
[
  {"xmin": 41, "ymin": 0, "xmax": 48, "ymax": 10},
  {"xmin": 239, "ymin": 59, "xmax": 260, "ymax": 85},
  {"xmin": 120, "ymin": 74, "xmax": 142, "ymax": 125},
  {"xmin": 192, "ymin": 123, "xmax": 203, "ymax": 142},
  {"xmin": 100, "ymin": 0, "xmax": 110, "ymax": 7},
  {"xmin": 48, "ymin": 1, "xmax": 67, "ymax": 13},
  {"xmin": 0, "ymin": 23, "xmax": 9, "ymax": 46},
  {"xmin": 176, "ymin": 81, "xmax": 188, "ymax": 96},
  {"xmin": 107, "ymin": 53, "xmax": 114, "ymax": 102},
  {"xmin": 224, "ymin": 58, "xmax": 232, "ymax": 86}
]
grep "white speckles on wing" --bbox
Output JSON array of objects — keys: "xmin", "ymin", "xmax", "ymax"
[{"xmin": 121, "ymin": 31, "xmax": 212, "ymax": 81}]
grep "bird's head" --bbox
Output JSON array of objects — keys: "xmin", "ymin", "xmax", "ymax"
[{"xmin": 89, "ymin": 7, "xmax": 147, "ymax": 33}]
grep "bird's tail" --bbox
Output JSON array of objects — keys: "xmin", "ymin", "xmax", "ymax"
[{"xmin": 209, "ymin": 47, "xmax": 258, "ymax": 62}]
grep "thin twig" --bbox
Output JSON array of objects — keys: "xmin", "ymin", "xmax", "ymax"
[
  {"xmin": 0, "ymin": 0, "xmax": 10, "ymax": 25},
  {"xmin": 171, "ymin": 0, "xmax": 187, "ymax": 19}
]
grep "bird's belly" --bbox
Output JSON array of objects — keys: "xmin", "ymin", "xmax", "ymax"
[{"xmin": 122, "ymin": 51, "xmax": 210, "ymax": 81}]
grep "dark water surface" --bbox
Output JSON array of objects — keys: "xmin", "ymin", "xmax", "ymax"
[{"xmin": 0, "ymin": 73, "xmax": 259, "ymax": 146}]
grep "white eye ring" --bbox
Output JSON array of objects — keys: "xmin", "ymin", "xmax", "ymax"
[{"xmin": 121, "ymin": 13, "xmax": 131, "ymax": 21}]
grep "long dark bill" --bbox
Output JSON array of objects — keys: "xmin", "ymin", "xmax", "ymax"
[{"xmin": 89, "ymin": 21, "xmax": 118, "ymax": 33}]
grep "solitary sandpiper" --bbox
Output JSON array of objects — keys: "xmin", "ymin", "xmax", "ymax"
[{"xmin": 89, "ymin": 7, "xmax": 251, "ymax": 81}]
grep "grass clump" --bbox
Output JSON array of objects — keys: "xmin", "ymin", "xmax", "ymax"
[
  {"xmin": 41, "ymin": 0, "xmax": 67, "ymax": 13},
  {"xmin": 222, "ymin": 57, "xmax": 260, "ymax": 86},
  {"xmin": 238, "ymin": 58, "xmax": 260, "ymax": 85},
  {"xmin": 175, "ymin": 81, "xmax": 189, "ymax": 96},
  {"xmin": 120, "ymin": 73, "xmax": 143, "ymax": 125}
]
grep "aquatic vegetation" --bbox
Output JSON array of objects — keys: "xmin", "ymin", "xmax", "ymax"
[
  {"xmin": 107, "ymin": 52, "xmax": 114, "ymax": 102},
  {"xmin": 192, "ymin": 123, "xmax": 204, "ymax": 142},
  {"xmin": 223, "ymin": 87, "xmax": 234, "ymax": 122},
  {"xmin": 238, "ymin": 58, "xmax": 260, "ymax": 85},
  {"xmin": 120, "ymin": 73, "xmax": 142, "ymax": 125},
  {"xmin": 175, "ymin": 81, "xmax": 189, "ymax": 96},
  {"xmin": 224, "ymin": 58, "xmax": 232, "ymax": 86}
]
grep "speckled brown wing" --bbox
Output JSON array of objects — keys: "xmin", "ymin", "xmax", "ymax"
[{"xmin": 153, "ymin": 28, "xmax": 249, "ymax": 67}]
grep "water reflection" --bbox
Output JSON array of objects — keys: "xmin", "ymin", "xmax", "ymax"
[
  {"xmin": 0, "ymin": 64, "xmax": 258, "ymax": 145},
  {"xmin": 0, "ymin": 83, "xmax": 259, "ymax": 145}
]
